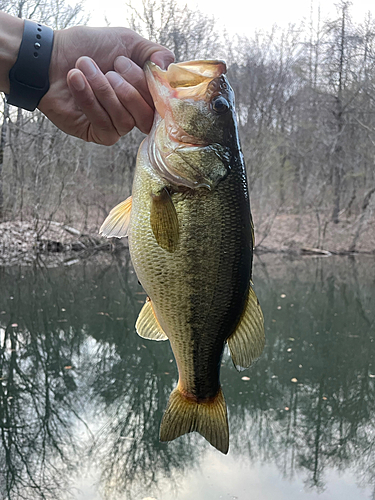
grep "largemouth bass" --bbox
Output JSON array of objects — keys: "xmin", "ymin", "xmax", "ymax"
[{"xmin": 100, "ymin": 60, "xmax": 265, "ymax": 454}]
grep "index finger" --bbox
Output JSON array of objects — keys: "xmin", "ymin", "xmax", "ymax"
[{"xmin": 114, "ymin": 56, "xmax": 153, "ymax": 108}]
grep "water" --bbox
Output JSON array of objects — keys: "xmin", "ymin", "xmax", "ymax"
[{"xmin": 0, "ymin": 252, "xmax": 374, "ymax": 500}]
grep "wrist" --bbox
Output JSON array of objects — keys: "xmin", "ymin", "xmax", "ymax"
[{"xmin": 0, "ymin": 13, "xmax": 24, "ymax": 93}]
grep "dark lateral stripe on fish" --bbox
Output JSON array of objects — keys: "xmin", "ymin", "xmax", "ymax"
[{"xmin": 188, "ymin": 173, "xmax": 252, "ymax": 399}]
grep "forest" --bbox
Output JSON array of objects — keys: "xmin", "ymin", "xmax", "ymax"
[{"xmin": 1, "ymin": 0, "xmax": 375, "ymax": 252}]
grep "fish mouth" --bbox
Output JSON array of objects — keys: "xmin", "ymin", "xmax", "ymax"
[{"xmin": 145, "ymin": 60, "xmax": 227, "ymax": 120}]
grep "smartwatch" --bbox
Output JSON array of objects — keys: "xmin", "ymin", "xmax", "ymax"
[{"xmin": 6, "ymin": 19, "xmax": 54, "ymax": 111}]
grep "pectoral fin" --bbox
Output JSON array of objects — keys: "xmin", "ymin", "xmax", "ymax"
[
  {"xmin": 136, "ymin": 298, "xmax": 168, "ymax": 341},
  {"xmin": 150, "ymin": 187, "xmax": 179, "ymax": 252},
  {"xmin": 227, "ymin": 286, "xmax": 265, "ymax": 371},
  {"xmin": 99, "ymin": 195, "xmax": 132, "ymax": 238}
]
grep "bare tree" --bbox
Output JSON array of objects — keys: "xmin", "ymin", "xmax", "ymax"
[
  {"xmin": 2, "ymin": 0, "xmax": 375, "ymax": 251},
  {"xmin": 127, "ymin": 0, "xmax": 222, "ymax": 61},
  {"xmin": 0, "ymin": 0, "xmax": 87, "ymax": 224}
]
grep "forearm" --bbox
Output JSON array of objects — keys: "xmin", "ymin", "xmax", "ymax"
[{"xmin": 0, "ymin": 12, "xmax": 24, "ymax": 93}]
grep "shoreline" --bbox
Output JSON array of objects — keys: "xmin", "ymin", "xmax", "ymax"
[{"xmin": 1, "ymin": 214, "xmax": 374, "ymax": 267}]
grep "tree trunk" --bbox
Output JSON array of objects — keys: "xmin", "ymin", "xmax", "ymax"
[
  {"xmin": 0, "ymin": 99, "xmax": 9, "ymax": 221},
  {"xmin": 332, "ymin": 3, "xmax": 347, "ymax": 224},
  {"xmin": 332, "ymin": 155, "xmax": 343, "ymax": 224}
]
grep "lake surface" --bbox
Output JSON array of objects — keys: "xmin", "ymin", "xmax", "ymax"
[{"xmin": 0, "ymin": 252, "xmax": 374, "ymax": 500}]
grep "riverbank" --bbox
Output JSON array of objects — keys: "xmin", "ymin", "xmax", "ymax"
[
  {"xmin": 0, "ymin": 212, "xmax": 374, "ymax": 267},
  {"xmin": 255, "ymin": 212, "xmax": 375, "ymax": 255}
]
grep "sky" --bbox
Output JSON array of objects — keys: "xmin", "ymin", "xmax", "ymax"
[{"xmin": 85, "ymin": 0, "xmax": 375, "ymax": 37}]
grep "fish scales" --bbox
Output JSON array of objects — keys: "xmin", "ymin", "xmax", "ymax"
[
  {"xmin": 130, "ymin": 141, "xmax": 252, "ymax": 400},
  {"xmin": 100, "ymin": 59, "xmax": 265, "ymax": 454}
]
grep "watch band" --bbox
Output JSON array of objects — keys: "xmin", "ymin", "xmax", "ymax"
[{"xmin": 6, "ymin": 20, "xmax": 54, "ymax": 111}]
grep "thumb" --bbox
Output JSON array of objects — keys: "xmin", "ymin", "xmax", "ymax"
[
  {"xmin": 150, "ymin": 49, "xmax": 175, "ymax": 70},
  {"xmin": 128, "ymin": 31, "xmax": 175, "ymax": 70}
]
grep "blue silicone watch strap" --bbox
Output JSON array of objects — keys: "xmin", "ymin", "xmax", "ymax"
[{"xmin": 6, "ymin": 19, "xmax": 54, "ymax": 111}]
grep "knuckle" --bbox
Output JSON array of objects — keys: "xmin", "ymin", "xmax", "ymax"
[
  {"xmin": 130, "ymin": 73, "xmax": 144, "ymax": 88},
  {"xmin": 119, "ymin": 28, "xmax": 136, "ymax": 48},
  {"xmin": 101, "ymin": 136, "xmax": 118, "ymax": 146},
  {"xmin": 117, "ymin": 116, "xmax": 135, "ymax": 136},
  {"xmin": 90, "ymin": 129, "xmax": 118, "ymax": 146},
  {"xmin": 138, "ymin": 115, "xmax": 153, "ymax": 134},
  {"xmin": 93, "ymin": 79, "xmax": 111, "ymax": 96},
  {"xmin": 117, "ymin": 82, "xmax": 139, "ymax": 103},
  {"xmin": 80, "ymin": 93, "xmax": 96, "ymax": 108},
  {"xmin": 95, "ymin": 117, "xmax": 112, "ymax": 131}
]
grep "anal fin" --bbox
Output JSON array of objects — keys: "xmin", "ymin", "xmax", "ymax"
[
  {"xmin": 99, "ymin": 195, "xmax": 132, "ymax": 238},
  {"xmin": 227, "ymin": 285, "xmax": 265, "ymax": 371},
  {"xmin": 136, "ymin": 299, "xmax": 168, "ymax": 341}
]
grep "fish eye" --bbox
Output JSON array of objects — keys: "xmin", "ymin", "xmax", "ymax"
[{"xmin": 212, "ymin": 96, "xmax": 230, "ymax": 114}]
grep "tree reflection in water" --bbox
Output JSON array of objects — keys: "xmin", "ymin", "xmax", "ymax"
[
  {"xmin": 226, "ymin": 256, "xmax": 375, "ymax": 494},
  {"xmin": 83, "ymin": 254, "xmax": 198, "ymax": 498},
  {"xmin": 0, "ymin": 253, "xmax": 374, "ymax": 499},
  {"xmin": 0, "ymin": 262, "xmax": 85, "ymax": 500}
]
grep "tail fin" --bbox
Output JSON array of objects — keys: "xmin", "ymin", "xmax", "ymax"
[{"xmin": 159, "ymin": 386, "xmax": 229, "ymax": 454}]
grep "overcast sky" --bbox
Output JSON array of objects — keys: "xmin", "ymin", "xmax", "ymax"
[{"xmin": 86, "ymin": 0, "xmax": 375, "ymax": 37}]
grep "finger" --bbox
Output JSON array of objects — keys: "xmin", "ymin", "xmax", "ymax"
[
  {"xmin": 126, "ymin": 30, "xmax": 175, "ymax": 70},
  {"xmin": 76, "ymin": 57, "xmax": 136, "ymax": 139},
  {"xmin": 150, "ymin": 50, "xmax": 175, "ymax": 70},
  {"xmin": 106, "ymin": 71, "xmax": 154, "ymax": 134},
  {"xmin": 114, "ymin": 56, "xmax": 153, "ymax": 108},
  {"xmin": 67, "ymin": 68, "xmax": 120, "ymax": 145}
]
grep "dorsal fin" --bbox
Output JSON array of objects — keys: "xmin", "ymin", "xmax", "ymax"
[
  {"xmin": 227, "ymin": 285, "xmax": 265, "ymax": 371},
  {"xmin": 99, "ymin": 195, "xmax": 132, "ymax": 238},
  {"xmin": 136, "ymin": 299, "xmax": 168, "ymax": 341}
]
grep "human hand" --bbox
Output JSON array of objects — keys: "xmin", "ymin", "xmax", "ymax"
[{"xmin": 38, "ymin": 26, "xmax": 174, "ymax": 145}]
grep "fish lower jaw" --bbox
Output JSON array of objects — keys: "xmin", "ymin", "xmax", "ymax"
[{"xmin": 167, "ymin": 130, "xmax": 207, "ymax": 148}]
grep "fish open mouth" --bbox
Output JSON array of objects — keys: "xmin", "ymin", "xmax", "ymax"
[{"xmin": 145, "ymin": 60, "xmax": 227, "ymax": 119}]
